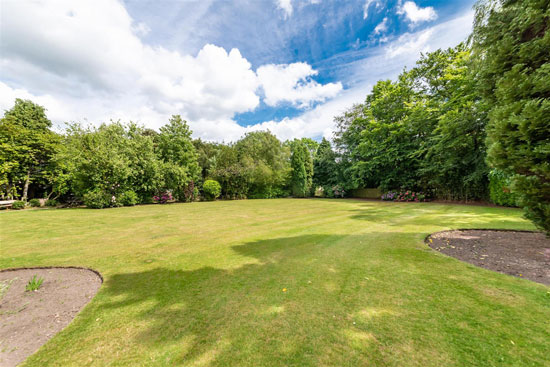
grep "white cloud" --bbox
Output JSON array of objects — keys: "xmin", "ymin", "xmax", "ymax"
[
  {"xmin": 363, "ymin": 0, "xmax": 381, "ymax": 20},
  {"xmin": 0, "ymin": 0, "xmax": 341, "ymax": 141},
  {"xmin": 257, "ymin": 63, "xmax": 342, "ymax": 108},
  {"xmin": 385, "ymin": 28, "xmax": 434, "ymax": 58},
  {"xmin": 397, "ymin": 1, "xmax": 437, "ymax": 24},
  {"xmin": 374, "ymin": 17, "xmax": 388, "ymax": 34},
  {"xmin": 277, "ymin": 0, "xmax": 293, "ymax": 18},
  {"xmin": 0, "ymin": 0, "xmax": 473, "ymax": 143}
]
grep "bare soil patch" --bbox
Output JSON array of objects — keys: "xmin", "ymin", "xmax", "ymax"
[
  {"xmin": 427, "ymin": 230, "xmax": 550, "ymax": 286},
  {"xmin": 0, "ymin": 267, "xmax": 102, "ymax": 367}
]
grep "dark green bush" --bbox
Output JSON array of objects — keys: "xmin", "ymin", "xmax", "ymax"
[
  {"xmin": 45, "ymin": 199, "xmax": 58, "ymax": 207},
  {"xmin": 83, "ymin": 189, "xmax": 111, "ymax": 209},
  {"xmin": 203, "ymin": 180, "xmax": 221, "ymax": 201},
  {"xmin": 119, "ymin": 190, "xmax": 139, "ymax": 206},
  {"xmin": 12, "ymin": 200, "xmax": 25, "ymax": 210},
  {"xmin": 29, "ymin": 198, "xmax": 41, "ymax": 207},
  {"xmin": 488, "ymin": 170, "xmax": 518, "ymax": 207}
]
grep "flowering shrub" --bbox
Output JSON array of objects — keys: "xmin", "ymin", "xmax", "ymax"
[
  {"xmin": 322, "ymin": 185, "xmax": 345, "ymax": 198},
  {"xmin": 153, "ymin": 191, "xmax": 173, "ymax": 204},
  {"xmin": 381, "ymin": 190, "xmax": 428, "ymax": 202},
  {"xmin": 332, "ymin": 185, "xmax": 345, "ymax": 198}
]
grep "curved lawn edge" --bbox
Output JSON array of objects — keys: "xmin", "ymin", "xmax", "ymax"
[
  {"xmin": 0, "ymin": 265, "xmax": 103, "ymax": 283},
  {"xmin": 0, "ymin": 267, "xmax": 103, "ymax": 367}
]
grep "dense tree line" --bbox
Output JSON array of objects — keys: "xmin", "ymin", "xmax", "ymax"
[
  {"xmin": 334, "ymin": 44, "xmax": 490, "ymax": 200},
  {"xmin": 0, "ymin": 0, "xmax": 547, "ymax": 231},
  {"xmin": 0, "ymin": 104, "xmax": 324, "ymax": 205}
]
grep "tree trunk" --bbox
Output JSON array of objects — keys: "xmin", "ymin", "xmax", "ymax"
[{"xmin": 22, "ymin": 169, "xmax": 31, "ymax": 201}]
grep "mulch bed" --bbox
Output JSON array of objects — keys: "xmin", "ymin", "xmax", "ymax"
[
  {"xmin": 0, "ymin": 267, "xmax": 102, "ymax": 367},
  {"xmin": 427, "ymin": 229, "xmax": 550, "ymax": 286}
]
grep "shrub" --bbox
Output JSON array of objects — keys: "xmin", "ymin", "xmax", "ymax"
[
  {"xmin": 11, "ymin": 200, "xmax": 25, "ymax": 210},
  {"xmin": 45, "ymin": 199, "xmax": 58, "ymax": 207},
  {"xmin": 382, "ymin": 190, "xmax": 428, "ymax": 202},
  {"xmin": 119, "ymin": 190, "xmax": 139, "ymax": 206},
  {"xmin": 83, "ymin": 189, "xmax": 111, "ymax": 209},
  {"xmin": 488, "ymin": 170, "xmax": 518, "ymax": 207},
  {"xmin": 332, "ymin": 185, "xmax": 345, "ymax": 198},
  {"xmin": 29, "ymin": 198, "xmax": 41, "ymax": 207},
  {"xmin": 153, "ymin": 191, "xmax": 173, "ymax": 204},
  {"xmin": 203, "ymin": 180, "xmax": 221, "ymax": 201}
]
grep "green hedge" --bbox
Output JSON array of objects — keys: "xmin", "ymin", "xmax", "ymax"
[{"xmin": 488, "ymin": 170, "xmax": 518, "ymax": 207}]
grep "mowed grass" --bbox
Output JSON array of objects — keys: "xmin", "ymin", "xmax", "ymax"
[{"xmin": 1, "ymin": 199, "xmax": 549, "ymax": 366}]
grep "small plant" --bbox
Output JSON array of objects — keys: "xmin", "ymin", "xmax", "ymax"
[
  {"xmin": 25, "ymin": 275, "xmax": 44, "ymax": 292},
  {"xmin": 29, "ymin": 198, "xmax": 41, "ymax": 207},
  {"xmin": 203, "ymin": 180, "xmax": 221, "ymax": 201},
  {"xmin": 45, "ymin": 199, "xmax": 58, "ymax": 207},
  {"xmin": 119, "ymin": 190, "xmax": 139, "ymax": 206},
  {"xmin": 11, "ymin": 200, "xmax": 26, "ymax": 210},
  {"xmin": 153, "ymin": 191, "xmax": 173, "ymax": 204}
]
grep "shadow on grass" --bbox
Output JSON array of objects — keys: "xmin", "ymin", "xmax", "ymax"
[
  {"xmin": 101, "ymin": 234, "xmax": 403, "ymax": 366},
  {"xmin": 100, "ymin": 230, "xmax": 547, "ymax": 366}
]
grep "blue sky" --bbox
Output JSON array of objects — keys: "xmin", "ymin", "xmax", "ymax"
[{"xmin": 0, "ymin": 0, "xmax": 476, "ymax": 141}]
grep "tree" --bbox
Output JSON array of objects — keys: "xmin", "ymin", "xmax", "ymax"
[
  {"xmin": 62, "ymin": 122, "xmax": 162, "ymax": 203},
  {"xmin": 0, "ymin": 99, "xmax": 60, "ymax": 200},
  {"xmin": 156, "ymin": 115, "xmax": 201, "ymax": 201},
  {"xmin": 234, "ymin": 131, "xmax": 290, "ymax": 198},
  {"xmin": 413, "ymin": 45, "xmax": 490, "ymax": 200},
  {"xmin": 290, "ymin": 140, "xmax": 312, "ymax": 197},
  {"xmin": 472, "ymin": 0, "xmax": 550, "ymax": 232},
  {"xmin": 313, "ymin": 138, "xmax": 338, "ymax": 189}
]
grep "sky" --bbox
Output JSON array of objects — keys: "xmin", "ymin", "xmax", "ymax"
[{"xmin": 0, "ymin": 0, "xmax": 476, "ymax": 142}]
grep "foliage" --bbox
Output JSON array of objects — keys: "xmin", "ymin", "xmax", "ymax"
[
  {"xmin": 209, "ymin": 131, "xmax": 290, "ymax": 199},
  {"xmin": 153, "ymin": 192, "xmax": 173, "ymax": 204},
  {"xmin": 29, "ymin": 198, "xmax": 41, "ymax": 207},
  {"xmin": 332, "ymin": 44, "xmax": 489, "ymax": 200},
  {"xmin": 235, "ymin": 131, "xmax": 290, "ymax": 198},
  {"xmin": 203, "ymin": 180, "xmax": 221, "ymax": 201},
  {"xmin": 472, "ymin": 0, "xmax": 550, "ymax": 232},
  {"xmin": 313, "ymin": 138, "xmax": 338, "ymax": 189},
  {"xmin": 382, "ymin": 191, "xmax": 428, "ymax": 202},
  {"xmin": 156, "ymin": 116, "xmax": 201, "ymax": 201},
  {"xmin": 488, "ymin": 170, "xmax": 518, "ymax": 207},
  {"xmin": 25, "ymin": 275, "xmax": 44, "ymax": 292},
  {"xmin": 0, "ymin": 99, "xmax": 61, "ymax": 200},
  {"xmin": 323, "ymin": 185, "xmax": 345, "ymax": 198},
  {"xmin": 119, "ymin": 190, "xmax": 139, "ymax": 206},
  {"xmin": 83, "ymin": 189, "xmax": 111, "ymax": 209},
  {"xmin": 11, "ymin": 200, "xmax": 25, "ymax": 210},
  {"xmin": 45, "ymin": 199, "xmax": 58, "ymax": 207},
  {"xmin": 290, "ymin": 140, "xmax": 313, "ymax": 197}
]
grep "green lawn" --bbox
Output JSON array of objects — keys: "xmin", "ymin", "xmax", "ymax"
[{"xmin": 1, "ymin": 199, "xmax": 549, "ymax": 366}]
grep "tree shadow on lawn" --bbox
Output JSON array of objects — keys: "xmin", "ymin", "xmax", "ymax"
[{"xmin": 100, "ymin": 233, "xmax": 548, "ymax": 366}]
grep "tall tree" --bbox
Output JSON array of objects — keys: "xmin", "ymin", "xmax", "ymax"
[
  {"xmin": 472, "ymin": 0, "xmax": 550, "ymax": 232},
  {"xmin": 290, "ymin": 140, "xmax": 312, "ymax": 197},
  {"xmin": 156, "ymin": 115, "xmax": 201, "ymax": 201},
  {"xmin": 313, "ymin": 138, "xmax": 338, "ymax": 189},
  {"xmin": 0, "ymin": 99, "xmax": 60, "ymax": 200}
]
